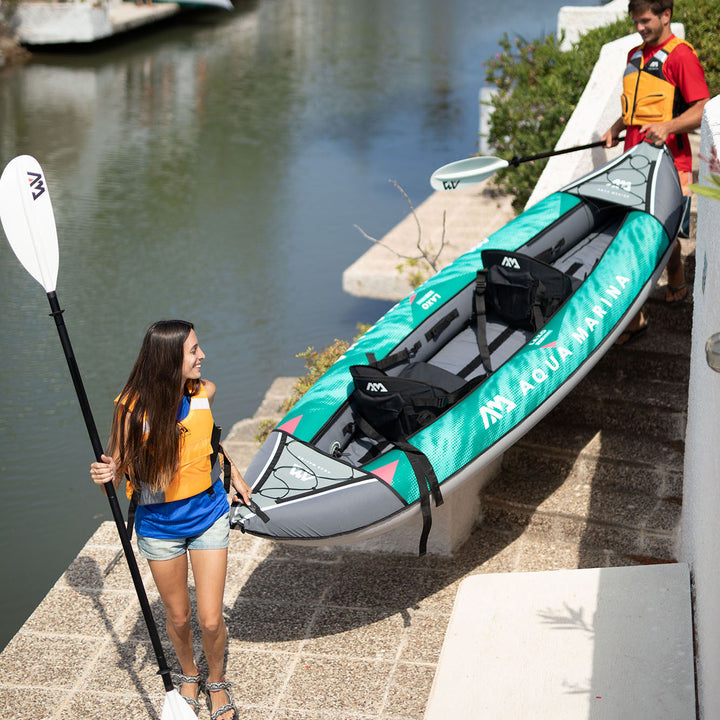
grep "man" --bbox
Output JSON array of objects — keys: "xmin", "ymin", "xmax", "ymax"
[{"xmin": 601, "ymin": 0, "xmax": 709, "ymax": 344}]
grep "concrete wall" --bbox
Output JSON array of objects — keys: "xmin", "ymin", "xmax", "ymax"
[
  {"xmin": 680, "ymin": 94, "xmax": 720, "ymax": 720},
  {"xmin": 15, "ymin": 2, "xmax": 115, "ymax": 44},
  {"xmin": 557, "ymin": 0, "xmax": 626, "ymax": 51},
  {"xmin": 14, "ymin": 0, "xmax": 179, "ymax": 45}
]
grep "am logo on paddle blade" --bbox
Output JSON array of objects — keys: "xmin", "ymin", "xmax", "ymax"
[{"xmin": 27, "ymin": 171, "xmax": 46, "ymax": 200}]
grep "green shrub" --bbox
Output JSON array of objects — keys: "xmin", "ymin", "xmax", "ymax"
[
  {"xmin": 483, "ymin": 18, "xmax": 633, "ymax": 210},
  {"xmin": 484, "ymin": 1, "xmax": 720, "ymax": 211},
  {"xmin": 675, "ymin": 0, "xmax": 720, "ymax": 95}
]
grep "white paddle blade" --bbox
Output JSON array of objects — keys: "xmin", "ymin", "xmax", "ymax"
[
  {"xmin": 0, "ymin": 154, "xmax": 59, "ymax": 292},
  {"xmin": 162, "ymin": 690, "xmax": 200, "ymax": 720},
  {"xmin": 430, "ymin": 156, "xmax": 510, "ymax": 191}
]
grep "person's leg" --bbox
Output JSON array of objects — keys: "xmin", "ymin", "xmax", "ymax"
[
  {"xmin": 665, "ymin": 238, "xmax": 688, "ymax": 303},
  {"xmin": 189, "ymin": 547, "xmax": 235, "ymax": 720},
  {"xmin": 678, "ymin": 168, "xmax": 693, "ymax": 239},
  {"xmin": 666, "ymin": 170, "xmax": 692, "ymax": 302},
  {"xmin": 146, "ymin": 553, "xmax": 202, "ymax": 705}
]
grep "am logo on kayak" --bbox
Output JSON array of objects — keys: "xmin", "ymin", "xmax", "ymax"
[{"xmin": 477, "ymin": 274, "xmax": 631, "ymax": 431}]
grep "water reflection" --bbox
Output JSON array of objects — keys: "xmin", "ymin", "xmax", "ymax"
[{"xmin": 0, "ymin": 0, "xmax": 597, "ymax": 649}]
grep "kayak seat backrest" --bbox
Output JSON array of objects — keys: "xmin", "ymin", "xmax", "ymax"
[
  {"xmin": 347, "ymin": 248, "xmax": 579, "ymax": 442},
  {"xmin": 470, "ymin": 250, "xmax": 577, "ymax": 376},
  {"xmin": 349, "ymin": 362, "xmax": 467, "ymax": 441},
  {"xmin": 479, "ymin": 250, "xmax": 577, "ymax": 332}
]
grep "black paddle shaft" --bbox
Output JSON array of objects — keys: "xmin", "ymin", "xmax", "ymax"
[
  {"xmin": 508, "ymin": 137, "xmax": 623, "ymax": 167},
  {"xmin": 46, "ymin": 290, "xmax": 174, "ymax": 693}
]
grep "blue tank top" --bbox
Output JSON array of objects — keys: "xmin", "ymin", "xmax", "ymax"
[
  {"xmin": 134, "ymin": 478, "xmax": 228, "ymax": 539},
  {"xmin": 134, "ymin": 392, "xmax": 227, "ymax": 540}
]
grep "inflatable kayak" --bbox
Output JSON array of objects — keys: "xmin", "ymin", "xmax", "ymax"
[{"xmin": 230, "ymin": 140, "xmax": 683, "ymax": 552}]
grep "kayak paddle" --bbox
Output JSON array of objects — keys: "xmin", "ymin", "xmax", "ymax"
[
  {"xmin": 0, "ymin": 155, "xmax": 197, "ymax": 720},
  {"xmin": 430, "ymin": 137, "xmax": 624, "ymax": 191}
]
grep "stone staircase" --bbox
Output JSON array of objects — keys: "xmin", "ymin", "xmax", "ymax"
[{"xmin": 479, "ymin": 243, "xmax": 694, "ymax": 568}]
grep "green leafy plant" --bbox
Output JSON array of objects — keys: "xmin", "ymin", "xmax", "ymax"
[
  {"xmin": 690, "ymin": 144, "xmax": 720, "ymax": 201},
  {"xmin": 674, "ymin": 0, "xmax": 720, "ymax": 96},
  {"xmin": 483, "ymin": 18, "xmax": 633, "ymax": 211}
]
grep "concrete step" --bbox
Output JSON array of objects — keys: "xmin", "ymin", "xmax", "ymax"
[
  {"xmin": 480, "ymin": 488, "xmax": 679, "ymax": 562},
  {"xmin": 424, "ymin": 564, "xmax": 695, "ymax": 719},
  {"xmin": 500, "ymin": 442, "xmax": 683, "ymax": 502},
  {"xmin": 581, "ymin": 346, "xmax": 690, "ymax": 402},
  {"xmin": 481, "ymin": 441, "xmax": 680, "ymax": 563},
  {"xmin": 478, "ymin": 304, "xmax": 689, "ymax": 563},
  {"xmin": 540, "ymin": 389, "xmax": 687, "ymax": 444},
  {"xmin": 518, "ymin": 405, "xmax": 685, "ymax": 465}
]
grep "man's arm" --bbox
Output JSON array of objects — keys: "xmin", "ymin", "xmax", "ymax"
[
  {"xmin": 601, "ymin": 117, "xmax": 627, "ymax": 148},
  {"xmin": 640, "ymin": 97, "xmax": 709, "ymax": 146}
]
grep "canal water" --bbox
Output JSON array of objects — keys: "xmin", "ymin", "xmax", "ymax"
[{"xmin": 0, "ymin": 0, "xmax": 601, "ymax": 649}]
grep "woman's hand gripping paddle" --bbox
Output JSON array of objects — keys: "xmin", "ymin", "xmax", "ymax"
[{"xmin": 0, "ymin": 155, "xmax": 197, "ymax": 720}]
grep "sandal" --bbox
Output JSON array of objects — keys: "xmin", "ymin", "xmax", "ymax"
[
  {"xmin": 615, "ymin": 321, "xmax": 648, "ymax": 347},
  {"xmin": 173, "ymin": 672, "xmax": 204, "ymax": 716},
  {"xmin": 205, "ymin": 677, "xmax": 238, "ymax": 720}
]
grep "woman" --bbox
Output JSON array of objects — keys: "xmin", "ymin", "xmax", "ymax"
[{"xmin": 91, "ymin": 320, "xmax": 251, "ymax": 720}]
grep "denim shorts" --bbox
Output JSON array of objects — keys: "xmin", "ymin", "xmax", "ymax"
[{"xmin": 136, "ymin": 512, "xmax": 230, "ymax": 561}]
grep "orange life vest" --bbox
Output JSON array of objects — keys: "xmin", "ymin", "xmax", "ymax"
[
  {"xmin": 621, "ymin": 37, "xmax": 694, "ymax": 127},
  {"xmin": 125, "ymin": 382, "xmax": 215, "ymax": 504}
]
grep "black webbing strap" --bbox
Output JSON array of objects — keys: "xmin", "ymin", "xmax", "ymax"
[
  {"xmin": 458, "ymin": 326, "xmax": 515, "ymax": 379},
  {"xmin": 352, "ymin": 413, "xmax": 442, "ymax": 555},
  {"xmin": 530, "ymin": 284, "xmax": 546, "ymax": 332},
  {"xmin": 245, "ymin": 498, "xmax": 270, "ymax": 524},
  {"xmin": 127, "ymin": 483, "xmax": 138, "ymax": 543},
  {"xmin": 426, "ymin": 309, "xmax": 459, "ymax": 343},
  {"xmin": 208, "ymin": 423, "xmax": 232, "ymax": 494},
  {"xmin": 219, "ymin": 444, "xmax": 232, "ymax": 494},
  {"xmin": 352, "ymin": 414, "xmax": 392, "ymax": 464},
  {"xmin": 473, "ymin": 271, "xmax": 493, "ymax": 374},
  {"xmin": 397, "ymin": 438, "xmax": 443, "ymax": 555},
  {"xmin": 209, "ymin": 423, "xmax": 223, "ymax": 472},
  {"xmin": 366, "ymin": 342, "xmax": 422, "ymax": 372}
]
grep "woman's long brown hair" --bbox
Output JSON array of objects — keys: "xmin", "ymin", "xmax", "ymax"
[{"xmin": 109, "ymin": 320, "xmax": 200, "ymax": 494}]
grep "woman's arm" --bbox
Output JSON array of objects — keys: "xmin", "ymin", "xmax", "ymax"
[
  {"xmin": 90, "ymin": 453, "xmax": 122, "ymax": 493},
  {"xmin": 90, "ymin": 404, "xmax": 129, "ymax": 494},
  {"xmin": 228, "ymin": 458, "xmax": 252, "ymax": 505}
]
